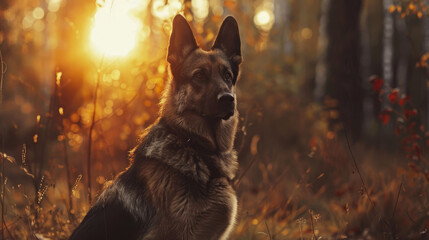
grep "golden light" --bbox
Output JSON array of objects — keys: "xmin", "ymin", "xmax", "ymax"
[
  {"xmin": 254, "ymin": 1, "xmax": 275, "ymax": 32},
  {"xmin": 48, "ymin": 0, "xmax": 62, "ymax": 12},
  {"xmin": 32, "ymin": 7, "xmax": 45, "ymax": 20},
  {"xmin": 22, "ymin": 14, "xmax": 34, "ymax": 29},
  {"xmin": 151, "ymin": 0, "xmax": 182, "ymax": 20},
  {"xmin": 255, "ymin": 10, "xmax": 269, "ymax": 25},
  {"xmin": 210, "ymin": 0, "xmax": 224, "ymax": 16},
  {"xmin": 192, "ymin": 0, "xmax": 209, "ymax": 22},
  {"xmin": 301, "ymin": 27, "xmax": 313, "ymax": 40},
  {"xmin": 90, "ymin": 0, "xmax": 143, "ymax": 57}
]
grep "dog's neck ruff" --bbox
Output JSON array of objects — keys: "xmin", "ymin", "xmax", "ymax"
[
  {"xmin": 135, "ymin": 118, "xmax": 238, "ymax": 183},
  {"xmin": 159, "ymin": 117, "xmax": 218, "ymax": 155}
]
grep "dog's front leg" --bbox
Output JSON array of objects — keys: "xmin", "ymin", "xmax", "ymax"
[{"xmin": 175, "ymin": 178, "xmax": 237, "ymax": 240}]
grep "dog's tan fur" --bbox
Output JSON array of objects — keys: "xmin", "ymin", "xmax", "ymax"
[
  {"xmin": 69, "ymin": 15, "xmax": 242, "ymax": 240},
  {"xmin": 160, "ymin": 49, "xmax": 239, "ymax": 153}
]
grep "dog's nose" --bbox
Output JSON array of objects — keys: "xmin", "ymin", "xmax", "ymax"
[{"xmin": 218, "ymin": 93, "xmax": 235, "ymax": 104}]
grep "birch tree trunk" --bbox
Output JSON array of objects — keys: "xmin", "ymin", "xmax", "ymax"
[
  {"xmin": 275, "ymin": 0, "xmax": 291, "ymax": 56},
  {"xmin": 314, "ymin": 0, "xmax": 330, "ymax": 102},
  {"xmin": 382, "ymin": 0, "xmax": 394, "ymax": 108}
]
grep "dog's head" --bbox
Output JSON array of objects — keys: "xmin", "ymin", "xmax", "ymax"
[{"xmin": 166, "ymin": 15, "xmax": 242, "ymax": 121}]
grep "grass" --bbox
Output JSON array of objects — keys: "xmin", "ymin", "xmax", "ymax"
[
  {"xmin": 1, "ymin": 117, "xmax": 428, "ymax": 239},
  {"xmin": 231, "ymin": 139, "xmax": 428, "ymax": 239},
  {"xmin": 0, "ymin": 62, "xmax": 427, "ymax": 240}
]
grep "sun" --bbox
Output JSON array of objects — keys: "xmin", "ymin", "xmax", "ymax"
[{"xmin": 90, "ymin": 1, "xmax": 142, "ymax": 57}]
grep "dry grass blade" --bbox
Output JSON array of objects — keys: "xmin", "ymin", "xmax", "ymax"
[
  {"xmin": 87, "ymin": 55, "xmax": 105, "ymax": 204},
  {"xmin": 344, "ymin": 129, "xmax": 377, "ymax": 211},
  {"xmin": 1, "ymin": 49, "xmax": 6, "ymax": 240},
  {"xmin": 234, "ymin": 156, "xmax": 258, "ymax": 188},
  {"xmin": 390, "ymin": 180, "xmax": 403, "ymax": 239},
  {"xmin": 56, "ymin": 71, "xmax": 74, "ymax": 212},
  {"xmin": 0, "ymin": 49, "xmax": 6, "ymax": 105},
  {"xmin": 308, "ymin": 210, "xmax": 318, "ymax": 240},
  {"xmin": 264, "ymin": 221, "xmax": 272, "ymax": 240},
  {"xmin": 0, "ymin": 153, "xmax": 15, "ymax": 164}
]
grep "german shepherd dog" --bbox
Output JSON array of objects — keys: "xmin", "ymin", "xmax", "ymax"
[{"xmin": 69, "ymin": 14, "xmax": 242, "ymax": 240}]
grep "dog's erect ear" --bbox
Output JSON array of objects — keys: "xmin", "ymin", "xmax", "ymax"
[
  {"xmin": 167, "ymin": 15, "xmax": 198, "ymax": 65},
  {"xmin": 212, "ymin": 16, "xmax": 242, "ymax": 66}
]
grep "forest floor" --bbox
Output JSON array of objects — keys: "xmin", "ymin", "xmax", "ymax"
[{"xmin": 2, "ymin": 136, "xmax": 428, "ymax": 240}]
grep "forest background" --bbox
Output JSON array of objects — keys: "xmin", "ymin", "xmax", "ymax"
[{"xmin": 0, "ymin": 0, "xmax": 428, "ymax": 239}]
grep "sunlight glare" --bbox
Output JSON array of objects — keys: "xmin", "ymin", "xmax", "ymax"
[
  {"xmin": 90, "ymin": 0, "xmax": 143, "ymax": 57},
  {"xmin": 32, "ymin": 7, "xmax": 45, "ymax": 20},
  {"xmin": 192, "ymin": 0, "xmax": 209, "ymax": 22},
  {"xmin": 254, "ymin": 1, "xmax": 275, "ymax": 32},
  {"xmin": 48, "ymin": 0, "xmax": 62, "ymax": 12},
  {"xmin": 151, "ymin": 0, "xmax": 182, "ymax": 20},
  {"xmin": 210, "ymin": 0, "xmax": 224, "ymax": 16},
  {"xmin": 254, "ymin": 10, "xmax": 270, "ymax": 26}
]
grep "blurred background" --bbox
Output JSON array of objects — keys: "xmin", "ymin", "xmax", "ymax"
[{"xmin": 0, "ymin": 0, "xmax": 429, "ymax": 239}]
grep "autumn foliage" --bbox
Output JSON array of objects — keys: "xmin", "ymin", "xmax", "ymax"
[{"xmin": 0, "ymin": 0, "xmax": 429, "ymax": 239}]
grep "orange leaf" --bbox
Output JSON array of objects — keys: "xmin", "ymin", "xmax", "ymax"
[
  {"xmin": 223, "ymin": 0, "xmax": 236, "ymax": 9},
  {"xmin": 250, "ymin": 135, "xmax": 260, "ymax": 156}
]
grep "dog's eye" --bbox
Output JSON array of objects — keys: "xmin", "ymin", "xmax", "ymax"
[
  {"xmin": 192, "ymin": 70, "xmax": 205, "ymax": 80},
  {"xmin": 224, "ymin": 72, "xmax": 233, "ymax": 82}
]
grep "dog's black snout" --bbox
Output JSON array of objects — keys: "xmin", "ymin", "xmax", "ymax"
[
  {"xmin": 217, "ymin": 93, "xmax": 235, "ymax": 120},
  {"xmin": 218, "ymin": 93, "xmax": 235, "ymax": 104}
]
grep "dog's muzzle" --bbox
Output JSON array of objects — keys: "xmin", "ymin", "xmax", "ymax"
[{"xmin": 218, "ymin": 93, "xmax": 235, "ymax": 120}]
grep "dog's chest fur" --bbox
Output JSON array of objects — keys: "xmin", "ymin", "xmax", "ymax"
[
  {"xmin": 99, "ymin": 121, "xmax": 238, "ymax": 240},
  {"xmin": 70, "ymin": 15, "xmax": 242, "ymax": 240}
]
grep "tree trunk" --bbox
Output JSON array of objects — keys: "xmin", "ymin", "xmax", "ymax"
[
  {"xmin": 275, "ymin": 0, "xmax": 291, "ymax": 56},
  {"xmin": 360, "ymin": 1, "xmax": 373, "ymax": 136},
  {"xmin": 423, "ymin": 0, "xmax": 429, "ymax": 128},
  {"xmin": 326, "ymin": 0, "xmax": 363, "ymax": 140},
  {"xmin": 382, "ymin": 0, "xmax": 394, "ymax": 107},
  {"xmin": 314, "ymin": 0, "xmax": 330, "ymax": 102},
  {"xmin": 395, "ymin": 16, "xmax": 408, "ymax": 90}
]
